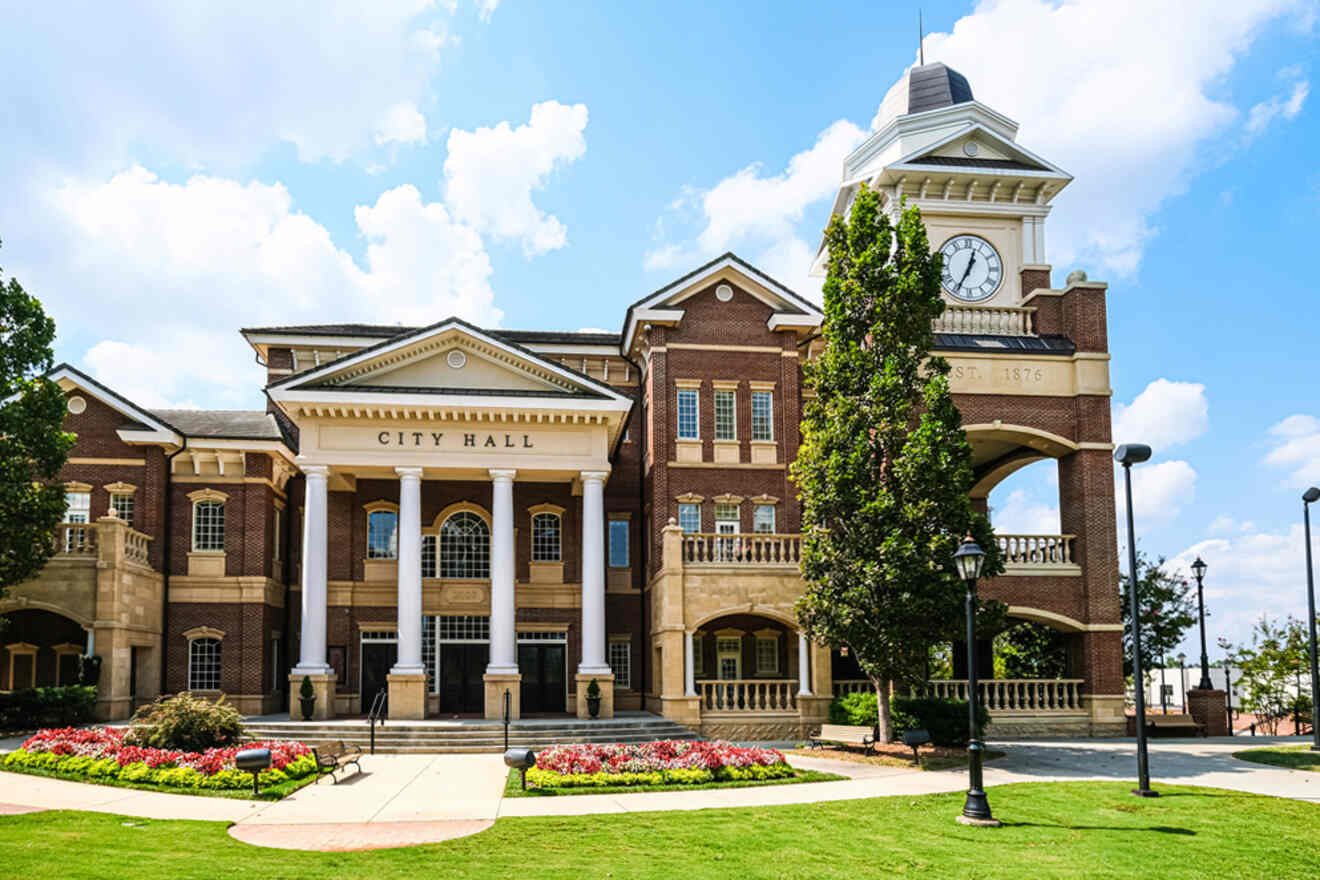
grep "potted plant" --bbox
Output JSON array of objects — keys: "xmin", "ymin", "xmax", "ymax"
[
  {"xmin": 585, "ymin": 678, "xmax": 601, "ymax": 719},
  {"xmin": 298, "ymin": 675, "xmax": 316, "ymax": 721}
]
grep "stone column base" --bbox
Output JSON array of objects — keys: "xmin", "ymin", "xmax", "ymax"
[
  {"xmin": 387, "ymin": 672, "xmax": 427, "ymax": 721},
  {"xmin": 659, "ymin": 694, "xmax": 702, "ymax": 728},
  {"xmin": 1083, "ymin": 693, "xmax": 1126, "ymax": 737},
  {"xmin": 798, "ymin": 694, "xmax": 833, "ymax": 735},
  {"xmin": 289, "ymin": 672, "xmax": 337, "ymax": 720},
  {"xmin": 483, "ymin": 673, "xmax": 521, "ymax": 721},
  {"xmin": 1188, "ymin": 688, "xmax": 1228, "ymax": 736},
  {"xmin": 575, "ymin": 672, "xmax": 615, "ymax": 720}
]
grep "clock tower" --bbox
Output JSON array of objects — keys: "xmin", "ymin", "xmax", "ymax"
[{"xmin": 812, "ymin": 62, "xmax": 1073, "ymax": 309}]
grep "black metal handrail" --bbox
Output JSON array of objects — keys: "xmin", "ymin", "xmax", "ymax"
[{"xmin": 367, "ymin": 687, "xmax": 387, "ymax": 754}]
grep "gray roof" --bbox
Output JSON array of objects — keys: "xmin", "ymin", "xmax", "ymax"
[
  {"xmin": 906, "ymin": 156, "xmax": 1046, "ymax": 172},
  {"xmin": 932, "ymin": 333, "xmax": 1075, "ymax": 355},
  {"xmin": 906, "ymin": 63, "xmax": 974, "ymax": 114},
  {"xmin": 149, "ymin": 409, "xmax": 285, "ymax": 440},
  {"xmin": 241, "ymin": 323, "xmax": 622, "ymax": 346}
]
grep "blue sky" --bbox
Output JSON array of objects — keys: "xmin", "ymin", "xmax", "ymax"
[{"xmin": 2, "ymin": 0, "xmax": 1317, "ymax": 659}]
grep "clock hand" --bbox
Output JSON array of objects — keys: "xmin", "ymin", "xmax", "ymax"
[{"xmin": 957, "ymin": 253, "xmax": 976, "ymax": 290}]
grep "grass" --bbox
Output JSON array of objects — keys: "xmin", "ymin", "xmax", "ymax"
[
  {"xmin": 1, "ymin": 783, "xmax": 1317, "ymax": 879},
  {"xmin": 784, "ymin": 745, "xmax": 1007, "ymax": 772},
  {"xmin": 502, "ymin": 766, "xmax": 844, "ymax": 797},
  {"xmin": 0, "ymin": 764, "xmax": 320, "ymax": 801},
  {"xmin": 1234, "ymin": 743, "xmax": 1320, "ymax": 772}
]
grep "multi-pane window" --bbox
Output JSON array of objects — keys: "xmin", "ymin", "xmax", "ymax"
[
  {"xmin": 435, "ymin": 615, "xmax": 490, "ymax": 641},
  {"xmin": 714, "ymin": 503, "xmax": 740, "ymax": 532},
  {"xmin": 531, "ymin": 513, "xmax": 561, "ymax": 562},
  {"xmin": 65, "ymin": 491, "xmax": 90, "ymax": 523},
  {"xmin": 608, "ymin": 520, "xmax": 629, "ymax": 567},
  {"xmin": 609, "ymin": 639, "xmax": 632, "ymax": 689},
  {"xmin": 440, "ymin": 512, "xmax": 490, "ymax": 579},
  {"xmin": 193, "ymin": 501, "xmax": 225, "ymax": 551},
  {"xmin": 751, "ymin": 391, "xmax": 774, "ymax": 441},
  {"xmin": 678, "ymin": 503, "xmax": 701, "ymax": 533},
  {"xmin": 677, "ymin": 388, "xmax": 699, "ymax": 439},
  {"xmin": 421, "ymin": 535, "xmax": 437, "ymax": 578},
  {"xmin": 756, "ymin": 637, "xmax": 779, "ymax": 674},
  {"xmin": 110, "ymin": 494, "xmax": 134, "ymax": 528},
  {"xmin": 188, "ymin": 638, "xmax": 221, "ymax": 691},
  {"xmin": 692, "ymin": 634, "xmax": 705, "ymax": 676},
  {"xmin": 714, "ymin": 390, "xmax": 736, "ymax": 441},
  {"xmin": 753, "ymin": 505, "xmax": 776, "ymax": 534},
  {"xmin": 717, "ymin": 637, "xmax": 741, "ymax": 680},
  {"xmin": 367, "ymin": 510, "xmax": 398, "ymax": 559}
]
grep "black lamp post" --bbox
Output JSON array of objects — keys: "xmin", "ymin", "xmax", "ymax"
[
  {"xmin": 1116, "ymin": 443, "xmax": 1158, "ymax": 797},
  {"xmin": 1191, "ymin": 557, "xmax": 1213, "ymax": 691},
  {"xmin": 1303, "ymin": 486, "xmax": 1320, "ymax": 751},
  {"xmin": 953, "ymin": 535, "xmax": 998, "ymax": 827},
  {"xmin": 1177, "ymin": 652, "xmax": 1187, "ymax": 713}
]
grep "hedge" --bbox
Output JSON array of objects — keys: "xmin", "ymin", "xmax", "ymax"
[
  {"xmin": 0, "ymin": 686, "xmax": 97, "ymax": 731},
  {"xmin": 828, "ymin": 692, "xmax": 990, "ymax": 747}
]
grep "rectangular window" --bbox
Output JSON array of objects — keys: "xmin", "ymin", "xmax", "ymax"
[
  {"xmin": 751, "ymin": 391, "xmax": 774, "ymax": 441},
  {"xmin": 110, "ymin": 494, "xmax": 134, "ymax": 529},
  {"xmin": 753, "ymin": 505, "xmax": 776, "ymax": 534},
  {"xmin": 677, "ymin": 388, "xmax": 699, "ymax": 439},
  {"xmin": 193, "ymin": 501, "xmax": 225, "ymax": 551},
  {"xmin": 421, "ymin": 535, "xmax": 437, "ymax": 578},
  {"xmin": 692, "ymin": 635, "xmax": 704, "ymax": 676},
  {"xmin": 65, "ymin": 491, "xmax": 90, "ymax": 524},
  {"xmin": 609, "ymin": 640, "xmax": 632, "ymax": 690},
  {"xmin": 756, "ymin": 637, "xmax": 778, "ymax": 674},
  {"xmin": 716, "ymin": 637, "xmax": 741, "ymax": 680},
  {"xmin": 678, "ymin": 503, "xmax": 700, "ymax": 533},
  {"xmin": 367, "ymin": 510, "xmax": 398, "ymax": 559},
  {"xmin": 188, "ymin": 638, "xmax": 221, "ymax": 691},
  {"xmin": 714, "ymin": 503, "xmax": 740, "ymax": 531},
  {"xmin": 531, "ymin": 513, "xmax": 561, "ymax": 562},
  {"xmin": 714, "ymin": 390, "xmax": 736, "ymax": 441},
  {"xmin": 608, "ymin": 520, "xmax": 629, "ymax": 567}
]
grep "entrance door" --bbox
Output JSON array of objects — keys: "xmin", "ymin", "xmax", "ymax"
[
  {"xmin": 440, "ymin": 644, "xmax": 487, "ymax": 714},
  {"xmin": 518, "ymin": 644, "xmax": 566, "ymax": 715},
  {"xmin": 361, "ymin": 642, "xmax": 397, "ymax": 714}
]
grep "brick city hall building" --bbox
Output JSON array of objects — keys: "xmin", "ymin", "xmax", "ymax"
[{"xmin": 1, "ymin": 63, "xmax": 1124, "ymax": 738}]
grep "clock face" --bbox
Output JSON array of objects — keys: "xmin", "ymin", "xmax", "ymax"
[{"xmin": 939, "ymin": 234, "xmax": 1003, "ymax": 302}]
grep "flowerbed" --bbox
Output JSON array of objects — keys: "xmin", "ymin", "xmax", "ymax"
[
  {"xmin": 2, "ymin": 727, "xmax": 316, "ymax": 791},
  {"xmin": 528, "ymin": 740, "xmax": 795, "ymax": 788}
]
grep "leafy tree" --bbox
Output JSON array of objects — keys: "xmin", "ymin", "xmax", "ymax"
[
  {"xmin": 1226, "ymin": 616, "xmax": 1312, "ymax": 734},
  {"xmin": 0, "ymin": 242, "xmax": 75, "ymax": 600},
  {"xmin": 792, "ymin": 185, "xmax": 1003, "ymax": 743},
  {"xmin": 1119, "ymin": 552, "xmax": 1196, "ymax": 680},
  {"xmin": 993, "ymin": 620, "xmax": 1070, "ymax": 679}
]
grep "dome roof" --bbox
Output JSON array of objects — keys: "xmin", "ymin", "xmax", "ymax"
[{"xmin": 875, "ymin": 62, "xmax": 974, "ymax": 128}]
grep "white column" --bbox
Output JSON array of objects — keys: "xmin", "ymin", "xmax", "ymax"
[
  {"xmin": 578, "ymin": 470, "xmax": 611, "ymax": 675},
  {"xmin": 486, "ymin": 469, "xmax": 518, "ymax": 674},
  {"xmin": 392, "ymin": 467, "xmax": 424, "ymax": 673},
  {"xmin": 798, "ymin": 632, "xmax": 813, "ymax": 696},
  {"xmin": 685, "ymin": 631, "xmax": 696, "ymax": 697},
  {"xmin": 293, "ymin": 463, "xmax": 330, "ymax": 674}
]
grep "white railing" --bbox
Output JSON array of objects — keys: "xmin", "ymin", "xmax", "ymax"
[
  {"xmin": 697, "ymin": 679, "xmax": 798, "ymax": 713},
  {"xmin": 682, "ymin": 533, "xmax": 802, "ymax": 566},
  {"xmin": 56, "ymin": 523, "xmax": 97, "ymax": 555},
  {"xmin": 832, "ymin": 680, "xmax": 871, "ymax": 697},
  {"xmin": 996, "ymin": 534, "xmax": 1076, "ymax": 568},
  {"xmin": 915, "ymin": 679, "xmax": 1084, "ymax": 713},
  {"xmin": 934, "ymin": 305, "xmax": 1036, "ymax": 337},
  {"xmin": 124, "ymin": 528, "xmax": 153, "ymax": 567}
]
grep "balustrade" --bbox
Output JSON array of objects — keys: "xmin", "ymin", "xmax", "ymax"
[
  {"xmin": 697, "ymin": 679, "xmax": 798, "ymax": 713},
  {"xmin": 914, "ymin": 678, "xmax": 1084, "ymax": 713},
  {"xmin": 934, "ymin": 305, "xmax": 1036, "ymax": 337},
  {"xmin": 831, "ymin": 680, "xmax": 871, "ymax": 698},
  {"xmin": 996, "ymin": 534, "xmax": 1075, "ymax": 569},
  {"xmin": 124, "ymin": 528, "xmax": 153, "ymax": 567},
  {"xmin": 681, "ymin": 533, "xmax": 801, "ymax": 566},
  {"xmin": 55, "ymin": 524, "xmax": 97, "ymax": 555}
]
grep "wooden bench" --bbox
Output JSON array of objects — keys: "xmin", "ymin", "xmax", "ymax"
[
  {"xmin": 311, "ymin": 740, "xmax": 363, "ymax": 783},
  {"xmin": 1145, "ymin": 714, "xmax": 1206, "ymax": 738},
  {"xmin": 811, "ymin": 724, "xmax": 876, "ymax": 751}
]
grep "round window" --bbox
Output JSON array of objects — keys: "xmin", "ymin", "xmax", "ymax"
[
  {"xmin": 447, "ymin": 350, "xmax": 467, "ymax": 369},
  {"xmin": 67, "ymin": 395, "xmax": 87, "ymax": 415},
  {"xmin": 715, "ymin": 284, "xmax": 734, "ymax": 302}
]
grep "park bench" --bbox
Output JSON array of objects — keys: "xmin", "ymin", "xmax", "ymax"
[
  {"xmin": 1145, "ymin": 714, "xmax": 1205, "ymax": 738},
  {"xmin": 811, "ymin": 724, "xmax": 876, "ymax": 751},
  {"xmin": 311, "ymin": 740, "xmax": 363, "ymax": 783}
]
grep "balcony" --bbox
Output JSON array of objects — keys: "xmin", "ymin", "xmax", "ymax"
[
  {"xmin": 681, "ymin": 533, "xmax": 802, "ymax": 567},
  {"xmin": 934, "ymin": 304, "xmax": 1036, "ymax": 336},
  {"xmin": 996, "ymin": 534, "xmax": 1080, "ymax": 575},
  {"xmin": 697, "ymin": 679, "xmax": 799, "ymax": 714}
]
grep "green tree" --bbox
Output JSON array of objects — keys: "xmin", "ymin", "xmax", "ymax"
[
  {"xmin": 1227, "ymin": 616, "xmax": 1312, "ymax": 734},
  {"xmin": 0, "ymin": 242, "xmax": 75, "ymax": 600},
  {"xmin": 1119, "ymin": 552, "xmax": 1196, "ymax": 680},
  {"xmin": 792, "ymin": 185, "xmax": 1003, "ymax": 743},
  {"xmin": 993, "ymin": 620, "xmax": 1070, "ymax": 679}
]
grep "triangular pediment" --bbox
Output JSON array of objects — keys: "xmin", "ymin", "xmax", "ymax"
[{"xmin": 891, "ymin": 124, "xmax": 1070, "ymax": 179}]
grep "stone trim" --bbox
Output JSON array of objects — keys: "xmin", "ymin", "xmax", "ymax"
[
  {"xmin": 527, "ymin": 502, "xmax": 566, "ymax": 517},
  {"xmin": 749, "ymin": 494, "xmax": 780, "ymax": 505},
  {"xmin": 186, "ymin": 488, "xmax": 230, "ymax": 504},
  {"xmin": 433, "ymin": 500, "xmax": 492, "ymax": 529},
  {"xmin": 747, "ymin": 380, "xmax": 777, "ymax": 391},
  {"xmin": 363, "ymin": 499, "xmax": 399, "ymax": 514},
  {"xmin": 675, "ymin": 493, "xmax": 705, "ymax": 504},
  {"xmin": 102, "ymin": 481, "xmax": 138, "ymax": 495},
  {"xmin": 711, "ymin": 379, "xmax": 741, "ymax": 391},
  {"xmin": 713, "ymin": 628, "xmax": 745, "ymax": 638},
  {"xmin": 182, "ymin": 625, "xmax": 226, "ymax": 642},
  {"xmin": 673, "ymin": 378, "xmax": 704, "ymax": 389},
  {"xmin": 63, "ymin": 481, "xmax": 93, "ymax": 493}
]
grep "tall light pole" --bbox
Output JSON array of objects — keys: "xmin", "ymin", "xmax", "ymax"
[
  {"xmin": 1177, "ymin": 652, "xmax": 1187, "ymax": 713},
  {"xmin": 1303, "ymin": 487, "xmax": 1320, "ymax": 751},
  {"xmin": 1117, "ymin": 443, "xmax": 1158, "ymax": 797},
  {"xmin": 953, "ymin": 536, "xmax": 998, "ymax": 826},
  {"xmin": 1192, "ymin": 557, "xmax": 1213, "ymax": 691}
]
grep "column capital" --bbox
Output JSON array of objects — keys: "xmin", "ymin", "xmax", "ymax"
[
  {"xmin": 296, "ymin": 460, "xmax": 330, "ymax": 478},
  {"xmin": 394, "ymin": 466, "xmax": 424, "ymax": 479},
  {"xmin": 489, "ymin": 468, "xmax": 517, "ymax": 481},
  {"xmin": 580, "ymin": 469, "xmax": 610, "ymax": 483}
]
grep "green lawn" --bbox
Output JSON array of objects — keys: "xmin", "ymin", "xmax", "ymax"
[
  {"xmin": 2, "ymin": 783, "xmax": 1318, "ymax": 879},
  {"xmin": 1234, "ymin": 744, "xmax": 1320, "ymax": 772},
  {"xmin": 0, "ymin": 764, "xmax": 319, "ymax": 801},
  {"xmin": 503, "ymin": 766, "xmax": 844, "ymax": 797}
]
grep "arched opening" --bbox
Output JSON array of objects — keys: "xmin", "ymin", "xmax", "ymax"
[
  {"xmin": 1, "ymin": 609, "xmax": 88, "ymax": 689},
  {"xmin": 986, "ymin": 456, "xmax": 1061, "ymax": 535},
  {"xmin": 692, "ymin": 613, "xmax": 800, "ymax": 713}
]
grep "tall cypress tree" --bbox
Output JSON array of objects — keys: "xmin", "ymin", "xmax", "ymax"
[{"xmin": 792, "ymin": 185, "xmax": 1002, "ymax": 742}]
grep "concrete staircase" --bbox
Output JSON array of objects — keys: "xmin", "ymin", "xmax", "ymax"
[{"xmin": 244, "ymin": 712, "xmax": 699, "ymax": 754}]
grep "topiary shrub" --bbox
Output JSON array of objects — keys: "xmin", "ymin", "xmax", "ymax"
[
  {"xmin": 124, "ymin": 692, "xmax": 245, "ymax": 751},
  {"xmin": 825, "ymin": 692, "xmax": 990, "ymax": 747}
]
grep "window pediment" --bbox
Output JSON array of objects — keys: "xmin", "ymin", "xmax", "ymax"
[{"xmin": 183, "ymin": 625, "xmax": 226, "ymax": 642}]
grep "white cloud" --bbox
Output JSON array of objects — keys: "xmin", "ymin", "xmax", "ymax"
[
  {"xmin": 1112, "ymin": 379, "xmax": 1209, "ymax": 450},
  {"xmin": 375, "ymin": 103, "xmax": 429, "ymax": 146},
  {"xmin": 1126, "ymin": 460, "xmax": 1198, "ymax": 522},
  {"xmin": 1244, "ymin": 74, "xmax": 1310, "ymax": 139},
  {"xmin": 919, "ymin": 0, "xmax": 1313, "ymax": 276},
  {"xmin": 1208, "ymin": 514, "xmax": 1238, "ymax": 535},
  {"xmin": 990, "ymin": 488, "xmax": 1061, "ymax": 534},
  {"xmin": 477, "ymin": 0, "xmax": 500, "ymax": 22},
  {"xmin": 1263, "ymin": 413, "xmax": 1320, "ymax": 486},
  {"xmin": 443, "ymin": 101, "xmax": 589, "ymax": 256}
]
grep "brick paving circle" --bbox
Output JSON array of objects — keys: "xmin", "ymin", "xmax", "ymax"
[{"xmin": 227, "ymin": 819, "xmax": 494, "ymax": 852}]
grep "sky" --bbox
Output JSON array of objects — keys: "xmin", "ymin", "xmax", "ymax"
[{"xmin": 2, "ymin": 0, "xmax": 1318, "ymax": 662}]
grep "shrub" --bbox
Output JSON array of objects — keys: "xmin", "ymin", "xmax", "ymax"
[
  {"xmin": 125, "ymin": 693, "xmax": 245, "ymax": 751},
  {"xmin": 528, "ymin": 741, "xmax": 791, "ymax": 789},
  {"xmin": 0, "ymin": 685, "xmax": 98, "ymax": 731},
  {"xmin": 829, "ymin": 691, "xmax": 877, "ymax": 726},
  {"xmin": 825, "ymin": 693, "xmax": 991, "ymax": 747}
]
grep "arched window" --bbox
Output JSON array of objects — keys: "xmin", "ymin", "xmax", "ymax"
[
  {"xmin": 188, "ymin": 637, "xmax": 221, "ymax": 691},
  {"xmin": 193, "ymin": 501, "xmax": 225, "ymax": 551},
  {"xmin": 440, "ymin": 512, "xmax": 490, "ymax": 579},
  {"xmin": 531, "ymin": 512, "xmax": 561, "ymax": 562},
  {"xmin": 367, "ymin": 510, "xmax": 399, "ymax": 559}
]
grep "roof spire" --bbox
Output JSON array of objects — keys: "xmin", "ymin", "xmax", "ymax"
[{"xmin": 919, "ymin": 10, "xmax": 924, "ymax": 66}]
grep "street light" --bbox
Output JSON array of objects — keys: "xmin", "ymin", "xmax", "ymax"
[
  {"xmin": 1303, "ymin": 486, "xmax": 1320, "ymax": 751},
  {"xmin": 1177, "ymin": 652, "xmax": 1187, "ymax": 713},
  {"xmin": 1191, "ymin": 557, "xmax": 1213, "ymax": 691},
  {"xmin": 953, "ymin": 535, "xmax": 999, "ymax": 827},
  {"xmin": 1116, "ymin": 443, "xmax": 1158, "ymax": 797}
]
